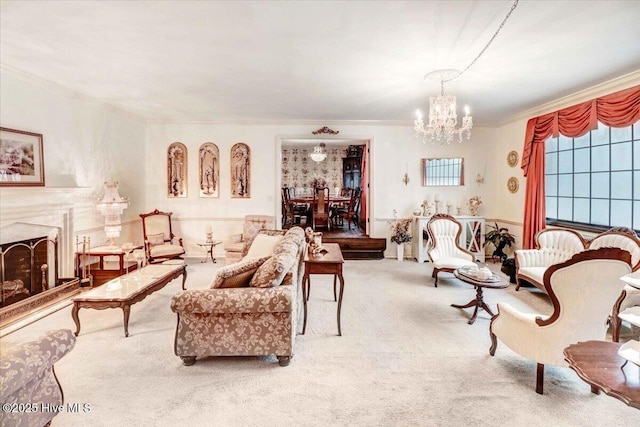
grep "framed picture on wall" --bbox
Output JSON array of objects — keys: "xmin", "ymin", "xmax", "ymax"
[
  {"xmin": 230, "ymin": 142, "xmax": 250, "ymax": 198},
  {"xmin": 199, "ymin": 142, "xmax": 219, "ymax": 198},
  {"xmin": 0, "ymin": 127, "xmax": 45, "ymax": 186},
  {"xmin": 167, "ymin": 142, "xmax": 187, "ymax": 198}
]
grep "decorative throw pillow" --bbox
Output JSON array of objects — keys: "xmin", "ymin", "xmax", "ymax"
[
  {"xmin": 249, "ymin": 245, "xmax": 297, "ymax": 288},
  {"xmin": 147, "ymin": 233, "xmax": 165, "ymax": 246},
  {"xmin": 210, "ymin": 256, "xmax": 269, "ymax": 289},
  {"xmin": 245, "ymin": 233, "xmax": 283, "ymax": 259}
]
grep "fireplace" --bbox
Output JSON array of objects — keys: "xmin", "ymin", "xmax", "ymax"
[{"xmin": 0, "ymin": 222, "xmax": 79, "ymax": 326}]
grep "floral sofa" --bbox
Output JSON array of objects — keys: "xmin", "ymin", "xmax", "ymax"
[
  {"xmin": 170, "ymin": 226, "xmax": 306, "ymax": 366},
  {"xmin": 0, "ymin": 329, "xmax": 76, "ymax": 427}
]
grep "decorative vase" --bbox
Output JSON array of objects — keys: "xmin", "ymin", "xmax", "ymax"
[{"xmin": 396, "ymin": 243, "xmax": 404, "ymax": 261}]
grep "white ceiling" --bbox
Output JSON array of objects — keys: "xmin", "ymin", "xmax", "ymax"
[{"xmin": 1, "ymin": 1, "xmax": 639, "ymax": 125}]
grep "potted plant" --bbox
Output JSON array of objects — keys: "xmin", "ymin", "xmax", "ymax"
[
  {"xmin": 389, "ymin": 209, "xmax": 412, "ymax": 261},
  {"xmin": 484, "ymin": 222, "xmax": 516, "ymax": 262}
]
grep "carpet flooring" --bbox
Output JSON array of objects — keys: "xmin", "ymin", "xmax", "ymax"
[{"xmin": 2, "ymin": 258, "xmax": 638, "ymax": 426}]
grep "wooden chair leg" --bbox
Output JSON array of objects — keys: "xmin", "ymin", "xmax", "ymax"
[
  {"xmin": 536, "ymin": 363, "xmax": 544, "ymax": 395},
  {"xmin": 489, "ymin": 332, "xmax": 498, "ymax": 356},
  {"xmin": 611, "ymin": 289, "xmax": 627, "ymax": 342}
]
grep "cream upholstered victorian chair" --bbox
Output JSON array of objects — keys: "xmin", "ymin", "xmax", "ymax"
[
  {"xmin": 515, "ymin": 228, "xmax": 586, "ymax": 291},
  {"xmin": 140, "ymin": 209, "xmax": 185, "ymax": 263},
  {"xmin": 587, "ymin": 227, "xmax": 640, "ymax": 341},
  {"xmin": 489, "ymin": 247, "xmax": 632, "ymax": 395},
  {"xmin": 426, "ymin": 214, "xmax": 476, "ymax": 287},
  {"xmin": 223, "ymin": 215, "xmax": 275, "ymax": 265}
]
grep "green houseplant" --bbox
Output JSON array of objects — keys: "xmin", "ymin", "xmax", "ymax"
[{"xmin": 484, "ymin": 222, "xmax": 516, "ymax": 262}]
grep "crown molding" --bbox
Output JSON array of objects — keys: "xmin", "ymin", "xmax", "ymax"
[
  {"xmin": 497, "ymin": 70, "xmax": 640, "ymax": 126},
  {"xmin": 144, "ymin": 118, "xmax": 415, "ymax": 126},
  {"xmin": 0, "ymin": 64, "xmax": 147, "ymax": 122}
]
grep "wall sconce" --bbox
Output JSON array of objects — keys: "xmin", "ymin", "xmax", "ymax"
[
  {"xmin": 402, "ymin": 173, "xmax": 410, "ymax": 186},
  {"xmin": 476, "ymin": 173, "xmax": 484, "ymax": 184}
]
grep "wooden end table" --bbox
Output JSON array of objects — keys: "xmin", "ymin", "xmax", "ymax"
[
  {"xmin": 453, "ymin": 266, "xmax": 508, "ymax": 324},
  {"xmin": 301, "ymin": 243, "xmax": 345, "ymax": 336},
  {"xmin": 75, "ymin": 245, "xmax": 142, "ymax": 286},
  {"xmin": 71, "ymin": 263, "xmax": 187, "ymax": 337},
  {"xmin": 564, "ymin": 340, "xmax": 640, "ymax": 409},
  {"xmin": 196, "ymin": 241, "xmax": 222, "ymax": 263}
]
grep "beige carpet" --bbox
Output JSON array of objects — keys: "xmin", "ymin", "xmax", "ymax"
[{"xmin": 3, "ymin": 259, "xmax": 637, "ymax": 426}]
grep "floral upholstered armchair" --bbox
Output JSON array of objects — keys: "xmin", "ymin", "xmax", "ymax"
[
  {"xmin": 171, "ymin": 227, "xmax": 306, "ymax": 367},
  {"xmin": 223, "ymin": 215, "xmax": 275, "ymax": 265},
  {"xmin": 0, "ymin": 329, "xmax": 76, "ymax": 427}
]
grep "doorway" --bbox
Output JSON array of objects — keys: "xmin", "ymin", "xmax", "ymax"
[{"xmin": 276, "ymin": 136, "xmax": 370, "ymax": 238}]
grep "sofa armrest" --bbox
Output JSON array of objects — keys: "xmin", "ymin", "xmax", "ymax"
[
  {"xmin": 171, "ymin": 285, "xmax": 293, "ymax": 315},
  {"xmin": 0, "ymin": 329, "xmax": 76, "ymax": 400}
]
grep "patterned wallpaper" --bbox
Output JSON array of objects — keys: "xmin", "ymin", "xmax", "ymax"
[{"xmin": 281, "ymin": 146, "xmax": 347, "ymax": 191}]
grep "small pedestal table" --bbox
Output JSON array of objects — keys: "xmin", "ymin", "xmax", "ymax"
[
  {"xmin": 196, "ymin": 241, "xmax": 222, "ymax": 263},
  {"xmin": 453, "ymin": 266, "xmax": 508, "ymax": 324}
]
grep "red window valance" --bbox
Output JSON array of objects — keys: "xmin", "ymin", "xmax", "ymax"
[
  {"xmin": 520, "ymin": 85, "xmax": 640, "ymax": 249},
  {"xmin": 521, "ymin": 85, "xmax": 640, "ymax": 177}
]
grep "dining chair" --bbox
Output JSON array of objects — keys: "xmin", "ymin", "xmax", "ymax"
[
  {"xmin": 312, "ymin": 187, "xmax": 331, "ymax": 231},
  {"xmin": 334, "ymin": 187, "xmax": 361, "ymax": 230}
]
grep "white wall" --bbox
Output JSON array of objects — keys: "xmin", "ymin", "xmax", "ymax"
[
  {"xmin": 145, "ymin": 122, "xmax": 495, "ymax": 258},
  {"xmin": 0, "ymin": 69, "xmax": 147, "ymax": 274}
]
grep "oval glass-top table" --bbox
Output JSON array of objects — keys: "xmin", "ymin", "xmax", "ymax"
[{"xmin": 453, "ymin": 266, "xmax": 508, "ymax": 324}]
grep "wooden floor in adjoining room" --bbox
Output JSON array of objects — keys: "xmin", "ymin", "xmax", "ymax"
[{"xmin": 286, "ymin": 218, "xmax": 385, "ymax": 260}]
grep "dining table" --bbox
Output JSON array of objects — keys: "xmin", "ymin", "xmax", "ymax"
[{"xmin": 290, "ymin": 195, "xmax": 351, "ymax": 204}]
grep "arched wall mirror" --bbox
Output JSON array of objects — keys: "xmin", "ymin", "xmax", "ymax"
[{"xmin": 421, "ymin": 157, "xmax": 464, "ymax": 186}]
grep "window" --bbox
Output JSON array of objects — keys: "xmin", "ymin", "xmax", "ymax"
[
  {"xmin": 421, "ymin": 158, "xmax": 464, "ymax": 186},
  {"xmin": 545, "ymin": 121, "xmax": 640, "ymax": 232}
]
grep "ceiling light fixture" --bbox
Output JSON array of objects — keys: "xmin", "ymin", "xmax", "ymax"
[
  {"xmin": 414, "ymin": 0, "xmax": 519, "ymax": 145},
  {"xmin": 415, "ymin": 69, "xmax": 472, "ymax": 144},
  {"xmin": 309, "ymin": 143, "xmax": 327, "ymax": 163}
]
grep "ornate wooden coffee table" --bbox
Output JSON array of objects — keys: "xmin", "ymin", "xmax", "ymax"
[
  {"xmin": 71, "ymin": 263, "xmax": 187, "ymax": 337},
  {"xmin": 453, "ymin": 266, "xmax": 508, "ymax": 324},
  {"xmin": 564, "ymin": 340, "xmax": 640, "ymax": 409}
]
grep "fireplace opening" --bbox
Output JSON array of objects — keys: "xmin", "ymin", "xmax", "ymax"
[{"xmin": 1, "ymin": 222, "xmax": 79, "ymax": 327}]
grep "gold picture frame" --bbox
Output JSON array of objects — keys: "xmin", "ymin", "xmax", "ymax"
[
  {"xmin": 507, "ymin": 177, "xmax": 519, "ymax": 193},
  {"xmin": 199, "ymin": 142, "xmax": 219, "ymax": 198},
  {"xmin": 230, "ymin": 142, "xmax": 250, "ymax": 198},
  {"xmin": 507, "ymin": 150, "xmax": 519, "ymax": 168},
  {"xmin": 0, "ymin": 127, "xmax": 45, "ymax": 186},
  {"xmin": 167, "ymin": 142, "xmax": 187, "ymax": 198}
]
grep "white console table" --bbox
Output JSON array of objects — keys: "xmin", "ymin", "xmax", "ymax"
[{"xmin": 412, "ymin": 215, "xmax": 485, "ymax": 263}]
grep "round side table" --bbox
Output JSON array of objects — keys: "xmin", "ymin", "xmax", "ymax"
[
  {"xmin": 453, "ymin": 266, "xmax": 509, "ymax": 324},
  {"xmin": 197, "ymin": 241, "xmax": 222, "ymax": 263}
]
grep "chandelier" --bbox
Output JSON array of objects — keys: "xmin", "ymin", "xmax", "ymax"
[
  {"xmin": 413, "ymin": 0, "xmax": 519, "ymax": 145},
  {"xmin": 309, "ymin": 143, "xmax": 327, "ymax": 162},
  {"xmin": 96, "ymin": 181, "xmax": 129, "ymax": 247},
  {"xmin": 415, "ymin": 69, "xmax": 472, "ymax": 145}
]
